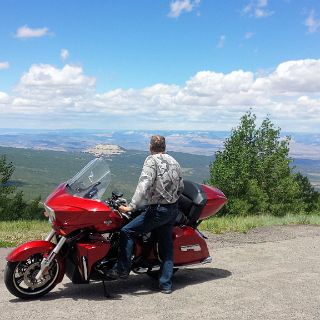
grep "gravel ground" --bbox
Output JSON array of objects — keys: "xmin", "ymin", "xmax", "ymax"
[{"xmin": 1, "ymin": 225, "xmax": 320, "ymax": 320}]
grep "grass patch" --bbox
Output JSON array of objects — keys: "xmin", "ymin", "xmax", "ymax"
[
  {"xmin": 1, "ymin": 214, "xmax": 320, "ymax": 247},
  {"xmin": 200, "ymin": 213, "xmax": 320, "ymax": 234},
  {"xmin": 0, "ymin": 220, "xmax": 51, "ymax": 247}
]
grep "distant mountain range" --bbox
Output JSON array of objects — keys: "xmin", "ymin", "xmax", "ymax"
[
  {"xmin": 0, "ymin": 128, "xmax": 320, "ymax": 160},
  {"xmin": 0, "ymin": 129, "xmax": 319, "ymax": 197}
]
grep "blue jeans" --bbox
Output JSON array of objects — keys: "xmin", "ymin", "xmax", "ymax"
[{"xmin": 117, "ymin": 203, "xmax": 178, "ymax": 290}]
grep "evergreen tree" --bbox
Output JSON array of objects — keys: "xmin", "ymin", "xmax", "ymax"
[
  {"xmin": 0, "ymin": 155, "xmax": 16, "ymax": 220},
  {"xmin": 0, "ymin": 155, "xmax": 15, "ymax": 196},
  {"xmin": 4, "ymin": 191, "xmax": 27, "ymax": 220},
  {"xmin": 0, "ymin": 155, "xmax": 43, "ymax": 220},
  {"xmin": 294, "ymin": 173, "xmax": 320, "ymax": 213},
  {"xmin": 24, "ymin": 196, "xmax": 44, "ymax": 220},
  {"xmin": 209, "ymin": 111, "xmax": 318, "ymax": 216}
]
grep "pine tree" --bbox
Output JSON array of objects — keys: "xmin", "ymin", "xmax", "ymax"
[
  {"xmin": 0, "ymin": 155, "xmax": 42, "ymax": 220},
  {"xmin": 209, "ymin": 111, "xmax": 317, "ymax": 216},
  {"xmin": 0, "ymin": 155, "xmax": 15, "ymax": 196}
]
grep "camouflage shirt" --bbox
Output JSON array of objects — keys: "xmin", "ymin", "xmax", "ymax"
[{"xmin": 129, "ymin": 153, "xmax": 184, "ymax": 210}]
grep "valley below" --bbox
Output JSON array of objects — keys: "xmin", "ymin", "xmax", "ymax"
[{"xmin": 0, "ymin": 129, "xmax": 319, "ymax": 201}]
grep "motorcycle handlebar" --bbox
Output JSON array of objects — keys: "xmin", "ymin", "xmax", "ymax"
[{"xmin": 105, "ymin": 198, "xmax": 132, "ymax": 219}]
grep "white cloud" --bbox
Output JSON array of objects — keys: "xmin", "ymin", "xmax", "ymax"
[
  {"xmin": 17, "ymin": 64, "xmax": 95, "ymax": 89},
  {"xmin": 244, "ymin": 32, "xmax": 254, "ymax": 39},
  {"xmin": 1, "ymin": 59, "xmax": 320, "ymax": 131},
  {"xmin": 242, "ymin": 0, "xmax": 273, "ymax": 18},
  {"xmin": 60, "ymin": 49, "xmax": 69, "ymax": 61},
  {"xmin": 0, "ymin": 61, "xmax": 9, "ymax": 70},
  {"xmin": 297, "ymin": 96, "xmax": 320, "ymax": 114},
  {"xmin": 9, "ymin": 64, "xmax": 96, "ymax": 114},
  {"xmin": 15, "ymin": 25, "xmax": 50, "ymax": 38},
  {"xmin": 168, "ymin": 0, "xmax": 201, "ymax": 18},
  {"xmin": 305, "ymin": 10, "xmax": 320, "ymax": 33},
  {"xmin": 217, "ymin": 35, "xmax": 226, "ymax": 48},
  {"xmin": 0, "ymin": 92, "xmax": 11, "ymax": 115},
  {"xmin": 0, "ymin": 91, "xmax": 9, "ymax": 102},
  {"xmin": 252, "ymin": 59, "xmax": 320, "ymax": 94}
]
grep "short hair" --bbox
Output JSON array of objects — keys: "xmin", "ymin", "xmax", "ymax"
[{"xmin": 150, "ymin": 135, "xmax": 166, "ymax": 153}]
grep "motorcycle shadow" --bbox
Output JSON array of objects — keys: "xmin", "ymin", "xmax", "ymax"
[{"xmin": 10, "ymin": 267, "xmax": 231, "ymax": 302}]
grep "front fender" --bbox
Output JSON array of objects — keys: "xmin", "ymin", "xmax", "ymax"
[
  {"xmin": 6, "ymin": 240, "xmax": 56, "ymax": 262},
  {"xmin": 6, "ymin": 240, "xmax": 65, "ymax": 284}
]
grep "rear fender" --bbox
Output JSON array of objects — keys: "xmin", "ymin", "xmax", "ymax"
[{"xmin": 6, "ymin": 240, "xmax": 65, "ymax": 284}]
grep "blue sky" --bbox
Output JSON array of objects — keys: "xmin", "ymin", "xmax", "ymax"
[{"xmin": 0, "ymin": 0, "xmax": 320, "ymax": 132}]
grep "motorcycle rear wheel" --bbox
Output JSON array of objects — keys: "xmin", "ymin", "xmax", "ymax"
[{"xmin": 4, "ymin": 253, "xmax": 60, "ymax": 300}]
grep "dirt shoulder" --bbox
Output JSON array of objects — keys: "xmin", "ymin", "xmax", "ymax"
[{"xmin": 203, "ymin": 224, "xmax": 320, "ymax": 249}]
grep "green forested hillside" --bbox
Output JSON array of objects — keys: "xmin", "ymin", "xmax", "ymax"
[
  {"xmin": 1, "ymin": 145, "xmax": 319, "ymax": 205},
  {"xmin": 0, "ymin": 146, "xmax": 212, "ymax": 201}
]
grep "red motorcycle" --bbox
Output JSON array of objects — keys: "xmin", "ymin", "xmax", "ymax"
[{"xmin": 4, "ymin": 158, "xmax": 227, "ymax": 299}]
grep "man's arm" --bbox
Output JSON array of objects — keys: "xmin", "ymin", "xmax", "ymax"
[{"xmin": 129, "ymin": 156, "xmax": 157, "ymax": 210}]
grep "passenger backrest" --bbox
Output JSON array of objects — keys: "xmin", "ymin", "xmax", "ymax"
[{"xmin": 178, "ymin": 180, "xmax": 207, "ymax": 224}]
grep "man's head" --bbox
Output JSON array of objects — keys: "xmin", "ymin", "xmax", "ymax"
[{"xmin": 150, "ymin": 135, "xmax": 166, "ymax": 154}]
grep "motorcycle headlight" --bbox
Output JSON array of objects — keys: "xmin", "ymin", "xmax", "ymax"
[{"xmin": 44, "ymin": 204, "xmax": 56, "ymax": 222}]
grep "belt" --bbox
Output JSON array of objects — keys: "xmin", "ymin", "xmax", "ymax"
[{"xmin": 149, "ymin": 202, "xmax": 177, "ymax": 208}]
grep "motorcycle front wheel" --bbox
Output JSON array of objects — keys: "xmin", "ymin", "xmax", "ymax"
[{"xmin": 4, "ymin": 253, "xmax": 60, "ymax": 300}]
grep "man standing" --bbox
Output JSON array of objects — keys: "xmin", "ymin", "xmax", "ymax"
[{"xmin": 107, "ymin": 135, "xmax": 184, "ymax": 294}]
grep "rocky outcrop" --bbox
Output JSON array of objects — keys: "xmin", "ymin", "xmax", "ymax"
[{"xmin": 84, "ymin": 144, "xmax": 125, "ymax": 156}]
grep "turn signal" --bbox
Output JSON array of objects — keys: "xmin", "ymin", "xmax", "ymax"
[{"xmin": 59, "ymin": 228, "xmax": 67, "ymax": 236}]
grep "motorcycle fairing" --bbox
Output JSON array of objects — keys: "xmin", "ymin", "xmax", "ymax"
[
  {"xmin": 46, "ymin": 184, "xmax": 124, "ymax": 235},
  {"xmin": 75, "ymin": 235, "xmax": 111, "ymax": 278}
]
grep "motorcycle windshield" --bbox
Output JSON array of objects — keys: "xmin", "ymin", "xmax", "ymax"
[{"xmin": 67, "ymin": 157, "xmax": 111, "ymax": 200}]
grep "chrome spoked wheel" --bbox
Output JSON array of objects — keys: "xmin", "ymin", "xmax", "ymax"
[{"xmin": 5, "ymin": 253, "xmax": 60, "ymax": 300}]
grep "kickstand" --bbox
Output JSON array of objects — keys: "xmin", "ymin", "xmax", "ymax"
[{"xmin": 102, "ymin": 281, "xmax": 112, "ymax": 298}]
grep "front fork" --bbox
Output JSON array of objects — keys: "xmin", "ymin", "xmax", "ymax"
[
  {"xmin": 35, "ymin": 231, "xmax": 66, "ymax": 280},
  {"xmin": 45, "ymin": 230, "xmax": 56, "ymax": 242}
]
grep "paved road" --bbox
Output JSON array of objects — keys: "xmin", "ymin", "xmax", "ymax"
[{"xmin": 1, "ymin": 225, "xmax": 320, "ymax": 320}]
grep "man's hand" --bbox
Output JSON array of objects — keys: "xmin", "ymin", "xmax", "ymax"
[{"xmin": 118, "ymin": 205, "xmax": 133, "ymax": 213}]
